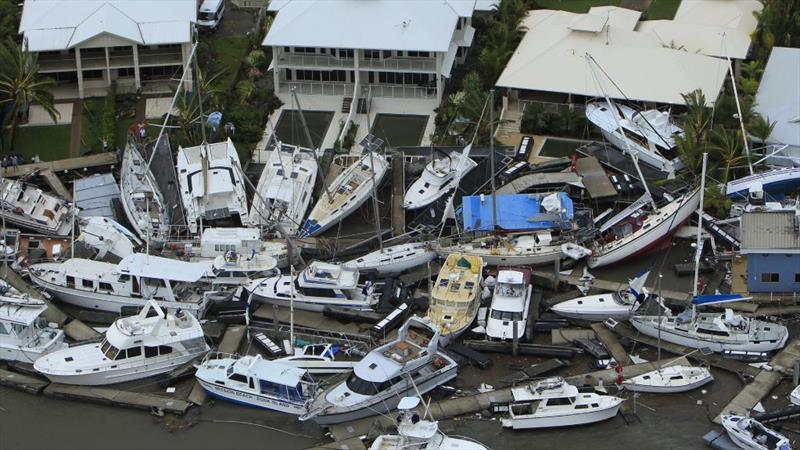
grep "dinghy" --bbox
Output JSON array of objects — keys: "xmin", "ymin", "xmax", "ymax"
[
  {"xmin": 721, "ymin": 415, "xmax": 792, "ymax": 450},
  {"xmin": 621, "ymin": 365, "xmax": 713, "ymax": 393},
  {"xmin": 404, "ymin": 146, "xmax": 477, "ymax": 210}
]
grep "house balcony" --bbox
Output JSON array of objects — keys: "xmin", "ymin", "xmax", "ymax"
[
  {"xmin": 138, "ymin": 49, "xmax": 184, "ymax": 67},
  {"xmin": 279, "ymin": 81, "xmax": 352, "ymax": 96},
  {"xmin": 360, "ymin": 56, "xmax": 436, "ymax": 73},
  {"xmin": 37, "ymin": 54, "xmax": 78, "ymax": 73},
  {"xmin": 275, "ymin": 53, "xmax": 355, "ymax": 69},
  {"xmin": 278, "ymin": 81, "xmax": 436, "ymax": 100}
]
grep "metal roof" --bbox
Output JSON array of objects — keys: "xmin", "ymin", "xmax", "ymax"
[
  {"xmin": 755, "ymin": 47, "xmax": 800, "ymax": 147},
  {"xmin": 740, "ymin": 212, "xmax": 800, "ymax": 253},
  {"xmin": 73, "ymin": 173, "xmax": 120, "ymax": 219}
]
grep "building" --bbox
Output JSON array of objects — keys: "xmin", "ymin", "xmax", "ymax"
[
  {"xmin": 261, "ymin": 0, "xmax": 482, "ymax": 149},
  {"xmin": 19, "ymin": 0, "xmax": 196, "ymax": 99},
  {"xmin": 734, "ymin": 211, "xmax": 800, "ymax": 294},
  {"xmin": 753, "ymin": 47, "xmax": 800, "ymax": 167}
]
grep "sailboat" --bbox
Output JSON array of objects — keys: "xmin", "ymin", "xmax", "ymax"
[
  {"xmin": 404, "ymin": 146, "xmax": 477, "ymax": 210},
  {"xmin": 621, "ymin": 365, "xmax": 713, "ymax": 393},
  {"xmin": 344, "ymin": 241, "xmax": 437, "ymax": 274},
  {"xmin": 119, "ymin": 142, "xmax": 170, "ymax": 245},
  {"xmin": 77, "ymin": 216, "xmax": 140, "ymax": 261},
  {"xmin": 550, "ymin": 269, "xmax": 649, "ymax": 321}
]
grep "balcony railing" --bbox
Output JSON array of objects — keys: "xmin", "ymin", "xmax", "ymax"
[
  {"xmin": 276, "ymin": 53, "xmax": 355, "ymax": 69},
  {"xmin": 279, "ymin": 81, "xmax": 436, "ymax": 99},
  {"xmin": 360, "ymin": 57, "xmax": 436, "ymax": 72},
  {"xmin": 279, "ymin": 81, "xmax": 351, "ymax": 96},
  {"xmin": 367, "ymin": 84, "xmax": 436, "ymax": 99}
]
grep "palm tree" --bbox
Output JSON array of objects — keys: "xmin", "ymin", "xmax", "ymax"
[
  {"xmin": 750, "ymin": 0, "xmax": 800, "ymax": 61},
  {"xmin": 0, "ymin": 38, "xmax": 59, "ymax": 152},
  {"xmin": 173, "ymin": 67, "xmax": 224, "ymax": 146},
  {"xmin": 709, "ymin": 127, "xmax": 746, "ymax": 184}
]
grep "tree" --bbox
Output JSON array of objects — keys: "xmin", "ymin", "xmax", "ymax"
[
  {"xmin": 173, "ymin": 68, "xmax": 224, "ymax": 145},
  {"xmin": 709, "ymin": 127, "xmax": 746, "ymax": 184},
  {"xmin": 0, "ymin": 0, "xmax": 21, "ymax": 43},
  {"xmin": 748, "ymin": 113, "xmax": 776, "ymax": 144},
  {"xmin": 750, "ymin": 0, "xmax": 800, "ymax": 61},
  {"xmin": 0, "ymin": 39, "xmax": 58, "ymax": 152}
]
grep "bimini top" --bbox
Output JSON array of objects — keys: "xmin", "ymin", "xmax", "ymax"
[
  {"xmin": 0, "ymin": 297, "xmax": 48, "ymax": 326},
  {"xmin": 463, "ymin": 193, "xmax": 573, "ymax": 232},
  {"xmin": 116, "ymin": 253, "xmax": 209, "ymax": 282}
]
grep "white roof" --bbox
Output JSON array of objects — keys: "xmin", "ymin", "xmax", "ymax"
[
  {"xmin": 0, "ymin": 298, "xmax": 47, "ymax": 326},
  {"xmin": 19, "ymin": 0, "xmax": 195, "ymax": 52},
  {"xmin": 263, "ymin": 0, "xmax": 469, "ymax": 52},
  {"xmin": 496, "ymin": 8, "xmax": 728, "ymax": 105},
  {"xmin": 755, "ymin": 47, "xmax": 800, "ymax": 147},
  {"xmin": 116, "ymin": 253, "xmax": 209, "ymax": 282},
  {"xmin": 497, "ymin": 270, "xmax": 523, "ymax": 284},
  {"xmin": 238, "ymin": 355, "xmax": 305, "ymax": 386}
]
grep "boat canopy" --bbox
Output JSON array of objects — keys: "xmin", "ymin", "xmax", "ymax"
[
  {"xmin": 462, "ymin": 193, "xmax": 573, "ymax": 232},
  {"xmin": 692, "ymin": 294, "xmax": 752, "ymax": 305},
  {"xmin": 0, "ymin": 298, "xmax": 47, "ymax": 326},
  {"xmin": 240, "ymin": 356, "xmax": 306, "ymax": 386},
  {"xmin": 116, "ymin": 253, "xmax": 209, "ymax": 282}
]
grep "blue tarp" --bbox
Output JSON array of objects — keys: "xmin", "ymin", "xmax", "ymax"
[
  {"xmin": 692, "ymin": 294, "xmax": 748, "ymax": 305},
  {"xmin": 462, "ymin": 193, "xmax": 574, "ymax": 232}
]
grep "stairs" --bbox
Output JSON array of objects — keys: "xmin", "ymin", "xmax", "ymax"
[{"xmin": 341, "ymin": 97, "xmax": 353, "ymax": 113}]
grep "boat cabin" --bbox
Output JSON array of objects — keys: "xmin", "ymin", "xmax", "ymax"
[{"xmin": 0, "ymin": 299, "xmax": 55, "ymax": 349}]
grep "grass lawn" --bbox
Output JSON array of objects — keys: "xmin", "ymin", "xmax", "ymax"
[
  {"xmin": 15, "ymin": 125, "xmax": 72, "ymax": 162},
  {"xmin": 206, "ymin": 35, "xmax": 250, "ymax": 94},
  {"xmin": 641, "ymin": 0, "xmax": 681, "ymax": 20},
  {"xmin": 80, "ymin": 97, "xmax": 105, "ymax": 155},
  {"xmin": 532, "ymin": 0, "xmax": 620, "ymax": 13}
]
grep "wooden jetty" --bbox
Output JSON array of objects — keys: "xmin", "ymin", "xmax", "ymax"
[
  {"xmin": 44, "ymin": 384, "xmax": 192, "ymax": 415},
  {"xmin": 40, "ymin": 169, "xmax": 72, "ymax": 200},
  {"xmin": 713, "ymin": 337, "xmax": 800, "ymax": 424},
  {"xmin": 0, "ymin": 368, "xmax": 49, "ymax": 394},
  {"xmin": 463, "ymin": 340, "xmax": 578, "ymax": 358},
  {"xmin": 590, "ymin": 323, "xmax": 632, "ymax": 365},
  {"xmin": 0, "ymin": 152, "xmax": 117, "ymax": 178},
  {"xmin": 574, "ymin": 156, "xmax": 617, "ymax": 199}
]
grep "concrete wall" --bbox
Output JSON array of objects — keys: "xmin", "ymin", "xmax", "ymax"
[{"xmin": 746, "ymin": 253, "xmax": 800, "ymax": 293}]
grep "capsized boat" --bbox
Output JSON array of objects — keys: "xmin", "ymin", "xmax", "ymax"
[
  {"xmin": 404, "ymin": 146, "xmax": 477, "ymax": 210},
  {"xmin": 621, "ymin": 365, "xmax": 713, "ymax": 393},
  {"xmin": 550, "ymin": 269, "xmax": 650, "ymax": 321},
  {"xmin": 195, "ymin": 353, "xmax": 314, "ymax": 414},
  {"xmin": 0, "ymin": 177, "xmax": 73, "ymax": 236},
  {"xmin": 369, "ymin": 397, "xmax": 487, "ymax": 450},
  {"xmin": 485, "ymin": 267, "xmax": 532, "ymax": 341},
  {"xmin": 34, "ymin": 301, "xmax": 209, "ymax": 385},
  {"xmin": 301, "ymin": 317, "xmax": 458, "ymax": 425},
  {"xmin": 0, "ymin": 292, "xmax": 66, "ymax": 364},
  {"xmin": 425, "ymin": 254, "xmax": 483, "ymax": 346},
  {"xmin": 299, "ymin": 151, "xmax": 388, "ymax": 237},
  {"xmin": 119, "ymin": 143, "xmax": 170, "ymax": 244},
  {"xmin": 77, "ymin": 216, "xmax": 140, "ymax": 260},
  {"xmin": 501, "ymin": 377, "xmax": 623, "ymax": 429},
  {"xmin": 345, "ymin": 242, "xmax": 437, "ymax": 274},
  {"xmin": 725, "ymin": 167, "xmax": 800, "ymax": 200},
  {"xmin": 721, "ymin": 415, "xmax": 792, "ymax": 450}
]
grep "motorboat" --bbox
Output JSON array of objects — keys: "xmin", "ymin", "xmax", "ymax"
[
  {"xmin": 404, "ymin": 147, "xmax": 477, "ymax": 210},
  {"xmin": 0, "ymin": 177, "xmax": 73, "ymax": 236},
  {"xmin": 485, "ymin": 267, "xmax": 532, "ymax": 341},
  {"xmin": 369, "ymin": 397, "xmax": 487, "ymax": 450},
  {"xmin": 274, "ymin": 343, "xmax": 358, "ymax": 375},
  {"xmin": 28, "ymin": 253, "xmax": 217, "ymax": 316},
  {"xmin": 205, "ymin": 251, "xmax": 278, "ymax": 286},
  {"xmin": 501, "ymin": 377, "xmax": 623, "ymax": 429},
  {"xmin": 246, "ymin": 262, "xmax": 378, "ymax": 312},
  {"xmin": 721, "ymin": 415, "xmax": 792, "ymax": 450},
  {"xmin": 195, "ymin": 352, "xmax": 314, "ymax": 414},
  {"xmin": 345, "ymin": 242, "xmax": 437, "ymax": 274},
  {"xmin": 588, "ymin": 188, "xmax": 702, "ymax": 268},
  {"xmin": 0, "ymin": 292, "xmax": 66, "ymax": 364},
  {"xmin": 196, "ymin": 227, "xmax": 295, "ymax": 268},
  {"xmin": 425, "ymin": 254, "xmax": 483, "ymax": 346},
  {"xmin": 438, "ymin": 232, "xmax": 585, "ymax": 267},
  {"xmin": 119, "ymin": 143, "xmax": 170, "ymax": 245},
  {"xmin": 176, "ymin": 138, "xmax": 251, "ymax": 234},
  {"xmin": 77, "ymin": 216, "xmax": 140, "ymax": 261},
  {"xmin": 725, "ymin": 167, "xmax": 800, "ymax": 200},
  {"xmin": 34, "ymin": 301, "xmax": 209, "ymax": 385},
  {"xmin": 550, "ymin": 269, "xmax": 650, "ymax": 321},
  {"xmin": 301, "ymin": 317, "xmax": 458, "ymax": 425},
  {"xmin": 586, "ymin": 101, "xmax": 684, "ymax": 177},
  {"xmin": 299, "ymin": 152, "xmax": 388, "ymax": 237},
  {"xmin": 621, "ymin": 365, "xmax": 714, "ymax": 393},
  {"xmin": 250, "ymin": 142, "xmax": 318, "ymax": 235}
]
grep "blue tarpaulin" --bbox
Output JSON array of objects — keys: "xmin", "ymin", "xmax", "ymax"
[
  {"xmin": 462, "ymin": 193, "xmax": 573, "ymax": 232},
  {"xmin": 692, "ymin": 294, "xmax": 749, "ymax": 305}
]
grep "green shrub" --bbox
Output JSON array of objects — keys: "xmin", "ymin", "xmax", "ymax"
[{"xmin": 245, "ymin": 49, "xmax": 268, "ymax": 69}]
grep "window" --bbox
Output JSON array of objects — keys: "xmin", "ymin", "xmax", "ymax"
[
  {"xmin": 66, "ymin": 276, "xmax": 75, "ymax": 288},
  {"xmin": 229, "ymin": 373, "xmax": 248, "ymax": 384},
  {"xmin": 795, "ymin": 273, "xmax": 800, "ymax": 283},
  {"xmin": 99, "ymin": 282, "xmax": 113, "ymax": 292},
  {"xmin": 158, "ymin": 345, "xmax": 173, "ymax": 355},
  {"xmin": 117, "ymin": 67, "xmax": 135, "ymax": 78},
  {"xmin": 82, "ymin": 70, "xmax": 103, "ymax": 80},
  {"xmin": 82, "ymin": 279, "xmax": 94, "ymax": 289},
  {"xmin": 364, "ymin": 50, "xmax": 380, "ymax": 59},
  {"xmin": 115, "ymin": 349, "xmax": 128, "ymax": 360},
  {"xmin": 101, "ymin": 340, "xmax": 120, "ymax": 359},
  {"xmin": 761, "ymin": 273, "xmax": 780, "ymax": 283},
  {"xmin": 490, "ymin": 310, "xmax": 524, "ymax": 321},
  {"xmin": 145, "ymin": 346, "xmax": 158, "ymax": 358},
  {"xmin": 545, "ymin": 397, "xmax": 574, "ymax": 406},
  {"xmin": 127, "ymin": 346, "xmax": 142, "ymax": 358}
]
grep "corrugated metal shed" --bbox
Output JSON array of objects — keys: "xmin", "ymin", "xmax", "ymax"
[
  {"xmin": 73, "ymin": 173, "xmax": 120, "ymax": 219},
  {"xmin": 740, "ymin": 212, "xmax": 800, "ymax": 253}
]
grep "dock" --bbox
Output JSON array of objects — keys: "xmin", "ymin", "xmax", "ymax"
[
  {"xmin": 187, "ymin": 324, "xmax": 247, "ymax": 406},
  {"xmin": 713, "ymin": 337, "xmax": 800, "ymax": 423},
  {"xmin": 590, "ymin": 323, "xmax": 632, "ymax": 365},
  {"xmin": 574, "ymin": 156, "xmax": 617, "ymax": 199},
  {"xmin": 0, "ymin": 368, "xmax": 50, "ymax": 394},
  {"xmin": 252, "ymin": 305, "xmax": 373, "ymax": 339},
  {"xmin": 390, "ymin": 154, "xmax": 405, "ymax": 237},
  {"xmin": 44, "ymin": 383, "xmax": 192, "ymax": 415},
  {"xmin": 0, "ymin": 152, "xmax": 117, "ymax": 178},
  {"xmin": 496, "ymin": 172, "xmax": 582, "ymax": 194},
  {"xmin": 40, "ymin": 169, "xmax": 72, "ymax": 200}
]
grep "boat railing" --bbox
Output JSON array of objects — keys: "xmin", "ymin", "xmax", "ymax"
[{"xmin": 41, "ymin": 349, "xmax": 207, "ymax": 376}]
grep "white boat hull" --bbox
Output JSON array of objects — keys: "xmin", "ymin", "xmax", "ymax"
[
  {"xmin": 438, "ymin": 247, "xmax": 562, "ymax": 267},
  {"xmin": 197, "ymin": 378, "xmax": 307, "ymax": 414},
  {"xmin": 39, "ymin": 353, "xmax": 202, "ymax": 386},
  {"xmin": 550, "ymin": 294, "xmax": 637, "ymax": 322},
  {"xmin": 622, "ymin": 368, "xmax": 713, "ymax": 393},
  {"xmin": 0, "ymin": 340, "xmax": 67, "ymax": 364},
  {"xmin": 629, "ymin": 317, "xmax": 788, "ymax": 353},
  {"xmin": 250, "ymin": 293, "xmax": 374, "ymax": 313},
  {"xmin": 503, "ymin": 401, "xmax": 622, "ymax": 429},
  {"xmin": 346, "ymin": 243, "xmax": 437, "ymax": 274}
]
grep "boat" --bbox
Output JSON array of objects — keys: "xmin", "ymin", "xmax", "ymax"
[
  {"xmin": 344, "ymin": 242, "xmax": 437, "ymax": 274},
  {"xmin": 119, "ymin": 143, "xmax": 170, "ymax": 245},
  {"xmin": 404, "ymin": 146, "xmax": 477, "ymax": 210},
  {"xmin": 28, "ymin": 253, "xmax": 217, "ymax": 316},
  {"xmin": 195, "ymin": 352, "xmax": 315, "ymax": 414},
  {"xmin": 0, "ymin": 177, "xmax": 73, "ymax": 236},
  {"xmin": 501, "ymin": 377, "xmax": 624, "ymax": 429},
  {"xmin": 725, "ymin": 167, "xmax": 800, "ymax": 200},
  {"xmin": 0, "ymin": 228, "xmax": 19, "ymax": 262},
  {"xmin": 250, "ymin": 142, "xmax": 318, "ymax": 235},
  {"xmin": 298, "ymin": 151, "xmax": 388, "ymax": 237},
  {"xmin": 176, "ymin": 138, "xmax": 251, "ymax": 234},
  {"xmin": 550, "ymin": 269, "xmax": 650, "ymax": 321},
  {"xmin": 485, "ymin": 267, "xmax": 532, "ymax": 341},
  {"xmin": 34, "ymin": 300, "xmax": 209, "ymax": 385},
  {"xmin": 790, "ymin": 385, "xmax": 800, "ymax": 407},
  {"xmin": 77, "ymin": 216, "xmax": 140, "ymax": 260},
  {"xmin": 621, "ymin": 365, "xmax": 714, "ymax": 393},
  {"xmin": 425, "ymin": 254, "xmax": 483, "ymax": 346},
  {"xmin": 585, "ymin": 101, "xmax": 684, "ymax": 177},
  {"xmin": 274, "ymin": 343, "xmax": 358, "ymax": 375},
  {"xmin": 721, "ymin": 415, "xmax": 792, "ymax": 450},
  {"xmin": 369, "ymin": 397, "xmax": 487, "ymax": 450},
  {"xmin": 246, "ymin": 261, "xmax": 378, "ymax": 312},
  {"xmin": 0, "ymin": 293, "xmax": 66, "ymax": 364},
  {"xmin": 196, "ymin": 227, "xmax": 295, "ymax": 269},
  {"xmin": 205, "ymin": 251, "xmax": 278, "ymax": 286},
  {"xmin": 301, "ymin": 317, "xmax": 458, "ymax": 425},
  {"xmin": 438, "ymin": 232, "xmax": 578, "ymax": 267},
  {"xmin": 588, "ymin": 187, "xmax": 702, "ymax": 268}
]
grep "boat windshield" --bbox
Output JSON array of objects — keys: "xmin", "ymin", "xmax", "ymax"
[
  {"xmin": 346, "ymin": 372, "xmax": 393, "ymax": 396},
  {"xmin": 259, "ymin": 379, "xmax": 305, "ymax": 401},
  {"xmin": 100, "ymin": 338, "xmax": 120, "ymax": 360},
  {"xmin": 490, "ymin": 310, "xmax": 524, "ymax": 321}
]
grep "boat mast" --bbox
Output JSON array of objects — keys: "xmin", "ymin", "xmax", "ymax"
[
  {"xmin": 289, "ymin": 89, "xmax": 333, "ymax": 201},
  {"xmin": 489, "ymin": 89, "xmax": 498, "ymax": 232},
  {"xmin": 362, "ymin": 87, "xmax": 384, "ymax": 252},
  {"xmin": 723, "ymin": 36, "xmax": 754, "ymax": 175},
  {"xmin": 691, "ymin": 153, "xmax": 708, "ymax": 323}
]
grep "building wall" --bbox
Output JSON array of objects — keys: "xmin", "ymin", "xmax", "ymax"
[{"xmin": 745, "ymin": 253, "xmax": 800, "ymax": 293}]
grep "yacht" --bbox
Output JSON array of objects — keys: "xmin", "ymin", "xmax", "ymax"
[
  {"xmin": 621, "ymin": 365, "xmax": 714, "ymax": 393},
  {"xmin": 369, "ymin": 397, "xmax": 487, "ymax": 450},
  {"xmin": 301, "ymin": 317, "xmax": 458, "ymax": 425},
  {"xmin": 345, "ymin": 242, "xmax": 437, "ymax": 274},
  {"xmin": 425, "ymin": 254, "xmax": 483, "ymax": 346},
  {"xmin": 34, "ymin": 301, "xmax": 209, "ymax": 385},
  {"xmin": 119, "ymin": 143, "xmax": 170, "ymax": 245},
  {"xmin": 275, "ymin": 343, "xmax": 358, "ymax": 375},
  {"xmin": 250, "ymin": 142, "xmax": 318, "ymax": 235},
  {"xmin": 0, "ymin": 293, "xmax": 66, "ymax": 364},
  {"xmin": 550, "ymin": 270, "xmax": 650, "ymax": 321},
  {"xmin": 298, "ymin": 152, "xmax": 388, "ymax": 237},
  {"xmin": 501, "ymin": 377, "xmax": 624, "ymax": 429},
  {"xmin": 177, "ymin": 139, "xmax": 251, "ymax": 234},
  {"xmin": 28, "ymin": 253, "xmax": 216, "ymax": 316},
  {"xmin": 195, "ymin": 353, "xmax": 314, "ymax": 414},
  {"xmin": 206, "ymin": 251, "xmax": 278, "ymax": 286},
  {"xmin": 721, "ymin": 415, "xmax": 792, "ymax": 450},
  {"xmin": 77, "ymin": 216, "xmax": 140, "ymax": 261},
  {"xmin": 247, "ymin": 262, "xmax": 378, "ymax": 312},
  {"xmin": 404, "ymin": 147, "xmax": 477, "ymax": 210},
  {"xmin": 725, "ymin": 167, "xmax": 800, "ymax": 200},
  {"xmin": 485, "ymin": 267, "xmax": 532, "ymax": 341},
  {"xmin": 197, "ymin": 227, "xmax": 295, "ymax": 269},
  {"xmin": 586, "ymin": 101, "xmax": 684, "ymax": 177},
  {"xmin": 438, "ymin": 232, "xmax": 583, "ymax": 267},
  {"xmin": 0, "ymin": 177, "xmax": 73, "ymax": 236}
]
